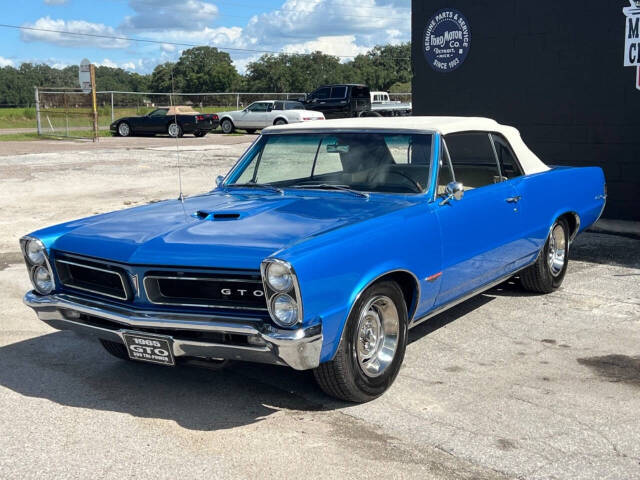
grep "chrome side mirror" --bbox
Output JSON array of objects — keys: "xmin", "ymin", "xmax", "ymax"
[
  {"xmin": 440, "ymin": 181, "xmax": 464, "ymax": 206},
  {"xmin": 215, "ymin": 175, "xmax": 224, "ymax": 188}
]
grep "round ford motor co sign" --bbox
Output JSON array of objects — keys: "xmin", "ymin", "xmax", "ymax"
[{"xmin": 423, "ymin": 8, "xmax": 471, "ymax": 72}]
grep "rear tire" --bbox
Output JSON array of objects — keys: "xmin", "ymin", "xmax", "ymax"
[
  {"xmin": 520, "ymin": 218, "xmax": 570, "ymax": 293},
  {"xmin": 273, "ymin": 118, "xmax": 287, "ymax": 126},
  {"xmin": 221, "ymin": 119, "xmax": 235, "ymax": 134},
  {"xmin": 313, "ymin": 281, "xmax": 408, "ymax": 403},
  {"xmin": 100, "ymin": 339, "xmax": 130, "ymax": 361}
]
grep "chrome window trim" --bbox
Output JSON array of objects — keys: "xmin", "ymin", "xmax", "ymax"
[
  {"xmin": 488, "ymin": 133, "xmax": 504, "ymax": 179},
  {"xmin": 142, "ymin": 275, "xmax": 268, "ymax": 311},
  {"xmin": 55, "ymin": 259, "xmax": 130, "ymax": 301}
]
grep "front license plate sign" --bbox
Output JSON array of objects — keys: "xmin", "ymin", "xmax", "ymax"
[{"xmin": 122, "ymin": 332, "xmax": 175, "ymax": 366}]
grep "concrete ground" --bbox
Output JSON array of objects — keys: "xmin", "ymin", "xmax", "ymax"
[{"xmin": 0, "ymin": 136, "xmax": 639, "ymax": 479}]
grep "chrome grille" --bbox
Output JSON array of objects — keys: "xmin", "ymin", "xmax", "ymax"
[
  {"xmin": 55, "ymin": 257, "xmax": 130, "ymax": 301},
  {"xmin": 144, "ymin": 273, "xmax": 267, "ymax": 310}
]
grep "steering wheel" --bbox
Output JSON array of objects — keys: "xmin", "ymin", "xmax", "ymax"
[{"xmin": 381, "ymin": 170, "xmax": 423, "ymax": 193}]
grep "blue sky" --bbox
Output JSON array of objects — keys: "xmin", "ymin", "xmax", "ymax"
[{"xmin": 0, "ymin": 0, "xmax": 410, "ymax": 73}]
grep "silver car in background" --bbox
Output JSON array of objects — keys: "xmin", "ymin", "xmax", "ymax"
[{"xmin": 219, "ymin": 100, "xmax": 325, "ymax": 134}]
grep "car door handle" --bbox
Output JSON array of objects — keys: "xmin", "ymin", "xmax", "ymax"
[{"xmin": 505, "ymin": 196, "xmax": 521, "ymax": 203}]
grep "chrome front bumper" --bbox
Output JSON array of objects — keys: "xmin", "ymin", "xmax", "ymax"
[{"xmin": 23, "ymin": 291, "xmax": 322, "ymax": 370}]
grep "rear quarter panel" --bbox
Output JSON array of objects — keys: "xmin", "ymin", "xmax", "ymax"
[{"xmin": 512, "ymin": 166, "xmax": 606, "ymax": 252}]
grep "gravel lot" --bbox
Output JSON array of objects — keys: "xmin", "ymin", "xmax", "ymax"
[{"xmin": 1, "ymin": 136, "xmax": 639, "ymax": 479}]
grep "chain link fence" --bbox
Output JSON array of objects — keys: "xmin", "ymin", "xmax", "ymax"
[
  {"xmin": 36, "ymin": 88, "xmax": 96, "ymax": 139},
  {"xmin": 33, "ymin": 90, "xmax": 413, "ymax": 138}
]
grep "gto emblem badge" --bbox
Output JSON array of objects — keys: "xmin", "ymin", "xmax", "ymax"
[{"xmin": 221, "ymin": 288, "xmax": 264, "ymax": 297}]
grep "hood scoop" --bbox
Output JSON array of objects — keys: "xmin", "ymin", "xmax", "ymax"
[{"xmin": 193, "ymin": 210, "xmax": 242, "ymax": 221}]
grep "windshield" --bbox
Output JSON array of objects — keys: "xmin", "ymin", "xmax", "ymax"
[{"xmin": 227, "ymin": 133, "xmax": 433, "ymax": 194}]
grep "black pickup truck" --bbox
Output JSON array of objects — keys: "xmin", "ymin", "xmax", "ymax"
[
  {"xmin": 110, "ymin": 106, "xmax": 220, "ymax": 138},
  {"xmin": 300, "ymin": 84, "xmax": 372, "ymax": 119}
]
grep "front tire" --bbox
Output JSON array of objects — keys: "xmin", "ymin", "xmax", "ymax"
[
  {"xmin": 520, "ymin": 217, "xmax": 570, "ymax": 293},
  {"xmin": 221, "ymin": 119, "xmax": 235, "ymax": 134},
  {"xmin": 313, "ymin": 281, "xmax": 408, "ymax": 403},
  {"xmin": 117, "ymin": 122, "xmax": 131, "ymax": 137},
  {"xmin": 168, "ymin": 122, "xmax": 183, "ymax": 138}
]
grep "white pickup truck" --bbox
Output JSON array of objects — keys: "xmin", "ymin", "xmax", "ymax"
[
  {"xmin": 219, "ymin": 100, "xmax": 324, "ymax": 134},
  {"xmin": 370, "ymin": 91, "xmax": 412, "ymax": 117}
]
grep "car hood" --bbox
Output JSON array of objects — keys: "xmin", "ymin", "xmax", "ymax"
[{"xmin": 43, "ymin": 191, "xmax": 414, "ymax": 270}]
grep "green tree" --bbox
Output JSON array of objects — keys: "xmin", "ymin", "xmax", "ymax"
[
  {"xmin": 173, "ymin": 46, "xmax": 239, "ymax": 93},
  {"xmin": 245, "ymin": 52, "xmax": 347, "ymax": 93},
  {"xmin": 349, "ymin": 43, "xmax": 411, "ymax": 91},
  {"xmin": 149, "ymin": 62, "xmax": 176, "ymax": 93}
]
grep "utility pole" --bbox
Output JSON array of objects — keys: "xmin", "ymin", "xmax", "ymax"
[
  {"xmin": 34, "ymin": 87, "xmax": 41, "ymax": 136},
  {"xmin": 90, "ymin": 64, "xmax": 99, "ymax": 142}
]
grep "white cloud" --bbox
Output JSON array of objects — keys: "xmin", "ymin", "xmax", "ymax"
[
  {"xmin": 21, "ymin": 17, "xmax": 129, "ymax": 48},
  {"xmin": 18, "ymin": 1, "xmax": 410, "ymax": 74},
  {"xmin": 96, "ymin": 58, "xmax": 138, "ymax": 71},
  {"xmin": 241, "ymin": 0, "xmax": 410, "ymax": 55},
  {"xmin": 44, "ymin": 0, "xmax": 69, "ymax": 4},
  {"xmin": 281, "ymin": 35, "xmax": 370, "ymax": 59},
  {"xmin": 0, "ymin": 56, "xmax": 14, "ymax": 67},
  {"xmin": 121, "ymin": 0, "xmax": 218, "ymax": 32},
  {"xmin": 97, "ymin": 58, "xmax": 118, "ymax": 68}
]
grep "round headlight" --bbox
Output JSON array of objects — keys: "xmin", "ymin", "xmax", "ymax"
[
  {"xmin": 26, "ymin": 239, "xmax": 46, "ymax": 265},
  {"xmin": 33, "ymin": 266, "xmax": 54, "ymax": 294},
  {"xmin": 266, "ymin": 262, "xmax": 293, "ymax": 292},
  {"xmin": 272, "ymin": 293, "xmax": 298, "ymax": 327}
]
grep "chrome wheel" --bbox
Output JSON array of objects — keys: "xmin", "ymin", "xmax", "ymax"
[
  {"xmin": 168, "ymin": 123, "xmax": 180, "ymax": 137},
  {"xmin": 548, "ymin": 224, "xmax": 566, "ymax": 277},
  {"xmin": 355, "ymin": 295, "xmax": 399, "ymax": 378},
  {"xmin": 221, "ymin": 119, "xmax": 233, "ymax": 134},
  {"xmin": 118, "ymin": 122, "xmax": 130, "ymax": 136}
]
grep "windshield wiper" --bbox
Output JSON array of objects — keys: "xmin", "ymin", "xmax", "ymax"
[
  {"xmin": 225, "ymin": 182, "xmax": 284, "ymax": 194},
  {"xmin": 291, "ymin": 184, "xmax": 369, "ymax": 199}
]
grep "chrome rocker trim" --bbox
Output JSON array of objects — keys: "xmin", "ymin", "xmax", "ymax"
[{"xmin": 24, "ymin": 291, "xmax": 322, "ymax": 370}]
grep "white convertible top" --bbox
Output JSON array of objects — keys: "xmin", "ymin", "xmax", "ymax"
[{"xmin": 266, "ymin": 116, "xmax": 549, "ymax": 175}]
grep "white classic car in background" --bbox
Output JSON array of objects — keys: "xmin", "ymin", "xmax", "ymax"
[{"xmin": 218, "ymin": 100, "xmax": 324, "ymax": 134}]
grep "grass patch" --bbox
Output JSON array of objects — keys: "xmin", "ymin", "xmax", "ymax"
[
  {"xmin": 0, "ymin": 106, "xmax": 237, "ymax": 130},
  {"xmin": 0, "ymin": 130, "xmax": 112, "ymax": 142}
]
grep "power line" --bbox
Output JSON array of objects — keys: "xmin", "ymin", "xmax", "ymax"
[{"xmin": 0, "ymin": 23, "xmax": 411, "ymax": 60}]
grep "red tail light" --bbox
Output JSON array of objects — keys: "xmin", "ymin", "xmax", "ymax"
[{"xmin": 196, "ymin": 115, "xmax": 205, "ymax": 121}]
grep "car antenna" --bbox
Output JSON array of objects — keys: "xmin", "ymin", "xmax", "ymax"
[{"xmin": 170, "ymin": 68, "xmax": 184, "ymax": 204}]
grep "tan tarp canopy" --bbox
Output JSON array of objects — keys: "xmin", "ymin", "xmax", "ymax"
[{"xmin": 159, "ymin": 106, "xmax": 200, "ymax": 115}]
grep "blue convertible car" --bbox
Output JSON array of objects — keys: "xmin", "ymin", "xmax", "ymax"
[{"xmin": 21, "ymin": 117, "xmax": 606, "ymax": 402}]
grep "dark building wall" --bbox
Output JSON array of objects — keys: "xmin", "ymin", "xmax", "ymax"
[{"xmin": 412, "ymin": 1, "xmax": 640, "ymax": 220}]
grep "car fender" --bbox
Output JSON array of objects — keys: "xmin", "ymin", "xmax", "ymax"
[
  {"xmin": 219, "ymin": 115, "xmax": 235, "ymax": 126},
  {"xmin": 275, "ymin": 202, "xmax": 442, "ymax": 363}
]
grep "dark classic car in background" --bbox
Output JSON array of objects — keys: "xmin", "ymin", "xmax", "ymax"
[
  {"xmin": 110, "ymin": 106, "xmax": 220, "ymax": 138},
  {"xmin": 21, "ymin": 117, "xmax": 606, "ymax": 402}
]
